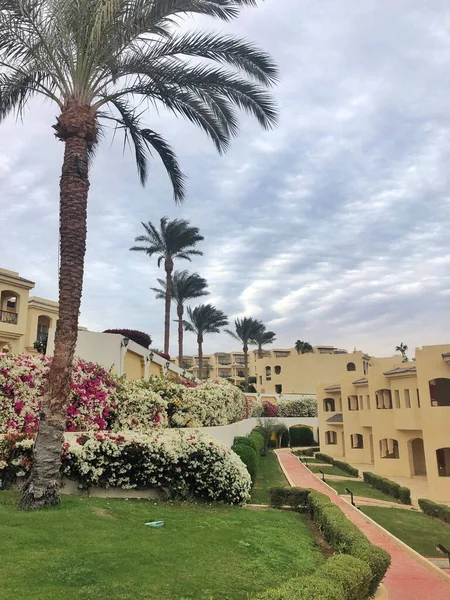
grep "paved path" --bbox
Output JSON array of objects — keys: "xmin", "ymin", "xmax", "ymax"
[{"xmin": 276, "ymin": 449, "xmax": 450, "ymax": 600}]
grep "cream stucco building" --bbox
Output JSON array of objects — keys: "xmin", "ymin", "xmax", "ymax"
[{"xmin": 317, "ymin": 344, "xmax": 450, "ymax": 502}]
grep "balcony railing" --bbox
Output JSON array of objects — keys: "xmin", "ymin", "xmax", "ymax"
[
  {"xmin": 218, "ymin": 361, "xmax": 231, "ymax": 365},
  {"xmin": 0, "ymin": 310, "xmax": 18, "ymax": 325}
]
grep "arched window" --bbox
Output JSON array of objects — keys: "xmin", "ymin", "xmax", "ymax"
[
  {"xmin": 351, "ymin": 433, "xmax": 364, "ymax": 449},
  {"xmin": 265, "ymin": 366, "xmax": 271, "ymax": 381},
  {"xmin": 348, "ymin": 395, "xmax": 359, "ymax": 411},
  {"xmin": 325, "ymin": 431, "xmax": 337, "ymax": 445},
  {"xmin": 274, "ymin": 365, "xmax": 281, "ymax": 375},
  {"xmin": 380, "ymin": 438, "xmax": 399, "ymax": 459},
  {"xmin": 347, "ymin": 362, "xmax": 356, "ymax": 372},
  {"xmin": 0, "ymin": 290, "xmax": 20, "ymax": 324},
  {"xmin": 437, "ymin": 448, "xmax": 450, "ymax": 477},
  {"xmin": 375, "ymin": 389, "xmax": 392, "ymax": 409},
  {"xmin": 323, "ymin": 398, "xmax": 335, "ymax": 412},
  {"xmin": 429, "ymin": 379, "xmax": 450, "ymax": 407}
]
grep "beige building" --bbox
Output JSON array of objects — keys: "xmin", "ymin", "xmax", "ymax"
[
  {"xmin": 178, "ymin": 352, "xmax": 247, "ymax": 383},
  {"xmin": 317, "ymin": 344, "xmax": 450, "ymax": 502}
]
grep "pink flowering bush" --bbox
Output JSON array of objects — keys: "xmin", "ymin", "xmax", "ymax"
[{"xmin": 262, "ymin": 400, "xmax": 278, "ymax": 417}]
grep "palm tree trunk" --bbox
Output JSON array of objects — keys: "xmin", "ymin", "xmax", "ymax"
[
  {"xmin": 198, "ymin": 335, "xmax": 203, "ymax": 380},
  {"xmin": 177, "ymin": 303, "xmax": 183, "ymax": 366},
  {"xmin": 244, "ymin": 343, "xmax": 249, "ymax": 392},
  {"xmin": 164, "ymin": 258, "xmax": 173, "ymax": 355},
  {"xmin": 19, "ymin": 104, "xmax": 94, "ymax": 510}
]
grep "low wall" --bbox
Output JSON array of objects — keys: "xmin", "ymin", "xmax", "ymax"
[{"xmin": 183, "ymin": 417, "xmax": 319, "ymax": 448}]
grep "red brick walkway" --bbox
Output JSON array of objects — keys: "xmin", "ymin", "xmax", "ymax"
[{"xmin": 276, "ymin": 449, "xmax": 450, "ymax": 600}]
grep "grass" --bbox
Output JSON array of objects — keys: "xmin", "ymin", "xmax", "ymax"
[
  {"xmin": 308, "ymin": 464, "xmax": 357, "ymax": 478},
  {"xmin": 294, "ymin": 457, "xmax": 323, "ymax": 464},
  {"xmin": 328, "ymin": 480, "xmax": 397, "ymax": 502},
  {"xmin": 250, "ymin": 451, "xmax": 288, "ymax": 505},
  {"xmin": 0, "ymin": 491, "xmax": 323, "ymax": 600},
  {"xmin": 362, "ymin": 506, "xmax": 450, "ymax": 557}
]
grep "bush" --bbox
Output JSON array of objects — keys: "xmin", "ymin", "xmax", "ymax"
[
  {"xmin": 280, "ymin": 429, "xmax": 290, "ymax": 447},
  {"xmin": 363, "ymin": 472, "xmax": 411, "ymax": 505},
  {"xmin": 289, "ymin": 426, "xmax": 315, "ymax": 446},
  {"xmin": 418, "ymin": 498, "xmax": 450, "ymax": 524},
  {"xmin": 262, "ymin": 400, "xmax": 277, "ymax": 417},
  {"xmin": 332, "ymin": 460, "xmax": 359, "ymax": 478},
  {"xmin": 250, "ymin": 430, "xmax": 264, "ymax": 455},
  {"xmin": 277, "ymin": 397, "xmax": 317, "ymax": 417},
  {"xmin": 294, "ymin": 447, "xmax": 320, "ymax": 457},
  {"xmin": 232, "ymin": 443, "xmax": 258, "ymax": 482},
  {"xmin": 315, "ymin": 453, "xmax": 333, "ymax": 464},
  {"xmin": 103, "ymin": 329, "xmax": 151, "ymax": 348},
  {"xmin": 233, "ymin": 436, "xmax": 258, "ymax": 453},
  {"xmin": 268, "ymin": 486, "xmax": 311, "ymax": 510}
]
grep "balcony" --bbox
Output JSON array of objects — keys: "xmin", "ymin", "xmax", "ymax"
[
  {"xmin": 218, "ymin": 361, "xmax": 231, "ymax": 366},
  {"xmin": 0, "ymin": 310, "xmax": 18, "ymax": 325}
]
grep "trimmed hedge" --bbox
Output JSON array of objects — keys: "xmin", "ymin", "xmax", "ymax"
[
  {"xmin": 250, "ymin": 431, "xmax": 265, "ymax": 455},
  {"xmin": 268, "ymin": 486, "xmax": 310, "ymax": 511},
  {"xmin": 280, "ymin": 429, "xmax": 290, "ymax": 448},
  {"xmin": 363, "ymin": 472, "xmax": 411, "ymax": 505},
  {"xmin": 314, "ymin": 453, "xmax": 359, "ymax": 477},
  {"xmin": 231, "ymin": 443, "xmax": 258, "ymax": 482},
  {"xmin": 418, "ymin": 498, "xmax": 450, "ymax": 524},
  {"xmin": 294, "ymin": 447, "xmax": 320, "ymax": 457},
  {"xmin": 289, "ymin": 425, "xmax": 315, "ymax": 446},
  {"xmin": 233, "ymin": 436, "xmax": 259, "ymax": 454}
]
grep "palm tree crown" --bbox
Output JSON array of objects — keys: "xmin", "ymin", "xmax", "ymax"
[
  {"xmin": 295, "ymin": 340, "xmax": 313, "ymax": 354},
  {"xmin": 226, "ymin": 317, "xmax": 264, "ymax": 391},
  {"xmin": 184, "ymin": 304, "xmax": 228, "ymax": 379},
  {"xmin": 0, "ymin": 0, "xmax": 278, "ymax": 201},
  {"xmin": 395, "ymin": 343, "xmax": 408, "ymax": 362},
  {"xmin": 251, "ymin": 327, "xmax": 276, "ymax": 357}
]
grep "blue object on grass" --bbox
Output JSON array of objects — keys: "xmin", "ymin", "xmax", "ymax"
[{"xmin": 145, "ymin": 521, "xmax": 164, "ymax": 527}]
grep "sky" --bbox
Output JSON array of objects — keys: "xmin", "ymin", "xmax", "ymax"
[{"xmin": 1, "ymin": 0, "xmax": 450, "ymax": 358}]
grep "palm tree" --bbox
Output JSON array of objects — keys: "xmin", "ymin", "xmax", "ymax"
[
  {"xmin": 0, "ymin": 0, "xmax": 277, "ymax": 510},
  {"xmin": 395, "ymin": 343, "xmax": 408, "ymax": 362},
  {"xmin": 131, "ymin": 218, "xmax": 204, "ymax": 355},
  {"xmin": 295, "ymin": 340, "xmax": 313, "ymax": 354},
  {"xmin": 151, "ymin": 270, "xmax": 209, "ymax": 366},
  {"xmin": 251, "ymin": 327, "xmax": 276, "ymax": 358},
  {"xmin": 183, "ymin": 304, "xmax": 228, "ymax": 379},
  {"xmin": 226, "ymin": 317, "xmax": 264, "ymax": 391}
]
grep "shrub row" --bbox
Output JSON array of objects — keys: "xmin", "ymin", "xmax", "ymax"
[
  {"xmin": 289, "ymin": 425, "xmax": 315, "ymax": 447},
  {"xmin": 293, "ymin": 447, "xmax": 320, "ymax": 457},
  {"xmin": 363, "ymin": 472, "xmax": 411, "ymax": 505},
  {"xmin": 266, "ymin": 487, "xmax": 390, "ymax": 598},
  {"xmin": 232, "ymin": 430, "xmax": 266, "ymax": 483},
  {"xmin": 418, "ymin": 498, "xmax": 450, "ymax": 524},
  {"xmin": 315, "ymin": 453, "xmax": 359, "ymax": 477}
]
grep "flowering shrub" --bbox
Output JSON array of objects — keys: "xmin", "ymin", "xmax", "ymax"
[
  {"xmin": 0, "ymin": 430, "xmax": 252, "ymax": 504},
  {"xmin": 263, "ymin": 400, "xmax": 278, "ymax": 417},
  {"xmin": 0, "ymin": 432, "xmax": 34, "ymax": 488},
  {"xmin": 170, "ymin": 380, "xmax": 246, "ymax": 427},
  {"xmin": 112, "ymin": 379, "xmax": 168, "ymax": 432},
  {"xmin": 277, "ymin": 397, "xmax": 317, "ymax": 417},
  {"xmin": 250, "ymin": 401, "xmax": 264, "ymax": 417}
]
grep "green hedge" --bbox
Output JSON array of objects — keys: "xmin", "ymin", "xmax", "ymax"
[
  {"xmin": 418, "ymin": 498, "xmax": 450, "ymax": 524},
  {"xmin": 289, "ymin": 426, "xmax": 315, "ymax": 446},
  {"xmin": 363, "ymin": 472, "xmax": 411, "ymax": 505},
  {"xmin": 294, "ymin": 447, "xmax": 320, "ymax": 457},
  {"xmin": 250, "ymin": 430, "xmax": 264, "ymax": 455},
  {"xmin": 233, "ymin": 436, "xmax": 259, "ymax": 455},
  {"xmin": 231, "ymin": 443, "xmax": 258, "ymax": 482},
  {"xmin": 268, "ymin": 486, "xmax": 311, "ymax": 510},
  {"xmin": 280, "ymin": 430, "xmax": 290, "ymax": 448},
  {"xmin": 313, "ymin": 454, "xmax": 359, "ymax": 477}
]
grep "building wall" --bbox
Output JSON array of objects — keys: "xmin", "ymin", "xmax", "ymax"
[{"xmin": 0, "ymin": 268, "xmax": 35, "ymax": 353}]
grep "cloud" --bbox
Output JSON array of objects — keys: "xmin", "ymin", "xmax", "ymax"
[{"xmin": 2, "ymin": 0, "xmax": 450, "ymax": 357}]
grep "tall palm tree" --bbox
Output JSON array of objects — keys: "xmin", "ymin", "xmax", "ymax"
[
  {"xmin": 183, "ymin": 304, "xmax": 228, "ymax": 379},
  {"xmin": 251, "ymin": 327, "xmax": 276, "ymax": 358},
  {"xmin": 131, "ymin": 218, "xmax": 204, "ymax": 355},
  {"xmin": 395, "ymin": 343, "xmax": 408, "ymax": 362},
  {"xmin": 295, "ymin": 340, "xmax": 313, "ymax": 354},
  {"xmin": 0, "ymin": 0, "xmax": 277, "ymax": 510},
  {"xmin": 151, "ymin": 270, "xmax": 209, "ymax": 366},
  {"xmin": 226, "ymin": 317, "xmax": 264, "ymax": 391}
]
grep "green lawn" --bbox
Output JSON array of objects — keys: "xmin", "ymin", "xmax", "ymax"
[
  {"xmin": 328, "ymin": 480, "xmax": 396, "ymax": 502},
  {"xmin": 295, "ymin": 457, "xmax": 323, "ymax": 464},
  {"xmin": 250, "ymin": 451, "xmax": 288, "ymax": 504},
  {"xmin": 308, "ymin": 464, "xmax": 357, "ymax": 478},
  {"xmin": 0, "ymin": 491, "xmax": 323, "ymax": 600},
  {"xmin": 362, "ymin": 506, "xmax": 450, "ymax": 557}
]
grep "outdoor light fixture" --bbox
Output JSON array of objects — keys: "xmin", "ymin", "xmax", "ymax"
[
  {"xmin": 318, "ymin": 469, "xmax": 325, "ymax": 481},
  {"xmin": 146, "ymin": 352, "xmax": 154, "ymax": 362},
  {"xmin": 182, "ymin": 370, "xmax": 186, "ymax": 377},
  {"xmin": 345, "ymin": 487, "xmax": 355, "ymax": 507},
  {"xmin": 436, "ymin": 544, "xmax": 450, "ymax": 568},
  {"xmin": 121, "ymin": 337, "xmax": 129, "ymax": 348}
]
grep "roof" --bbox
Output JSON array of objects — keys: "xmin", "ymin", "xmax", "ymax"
[
  {"xmin": 383, "ymin": 366, "xmax": 417, "ymax": 376},
  {"xmin": 326, "ymin": 413, "xmax": 343, "ymax": 423},
  {"xmin": 353, "ymin": 377, "xmax": 368, "ymax": 385},
  {"xmin": 324, "ymin": 383, "xmax": 341, "ymax": 392},
  {"xmin": 0, "ymin": 269, "xmax": 34, "ymax": 286},
  {"xmin": 442, "ymin": 352, "xmax": 450, "ymax": 358}
]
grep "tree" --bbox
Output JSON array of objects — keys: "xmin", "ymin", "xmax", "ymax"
[
  {"xmin": 295, "ymin": 340, "xmax": 313, "ymax": 354},
  {"xmin": 0, "ymin": 0, "xmax": 277, "ymax": 510},
  {"xmin": 251, "ymin": 326, "xmax": 276, "ymax": 358},
  {"xmin": 395, "ymin": 343, "xmax": 409, "ymax": 362},
  {"xmin": 131, "ymin": 218, "xmax": 204, "ymax": 355},
  {"xmin": 226, "ymin": 317, "xmax": 264, "ymax": 391},
  {"xmin": 183, "ymin": 304, "xmax": 228, "ymax": 379},
  {"xmin": 151, "ymin": 270, "xmax": 209, "ymax": 365}
]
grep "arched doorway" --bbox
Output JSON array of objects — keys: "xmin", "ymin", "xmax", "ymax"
[{"xmin": 409, "ymin": 438, "xmax": 427, "ymax": 476}]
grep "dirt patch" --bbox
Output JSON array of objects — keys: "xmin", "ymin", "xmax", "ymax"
[
  {"xmin": 92, "ymin": 507, "xmax": 115, "ymax": 519},
  {"xmin": 306, "ymin": 517, "xmax": 333, "ymax": 558}
]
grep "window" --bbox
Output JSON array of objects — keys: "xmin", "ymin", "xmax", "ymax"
[
  {"xmin": 274, "ymin": 365, "xmax": 281, "ymax": 375},
  {"xmin": 416, "ymin": 388, "xmax": 420, "ymax": 408},
  {"xmin": 325, "ymin": 431, "xmax": 337, "ymax": 445},
  {"xmin": 429, "ymin": 379, "xmax": 450, "ymax": 407},
  {"xmin": 348, "ymin": 395, "xmax": 358, "ymax": 411},
  {"xmin": 275, "ymin": 384, "xmax": 282, "ymax": 394},
  {"xmin": 347, "ymin": 362, "xmax": 356, "ymax": 372},
  {"xmin": 259, "ymin": 376, "xmax": 262, "ymax": 385},
  {"xmin": 359, "ymin": 395, "xmax": 364, "ymax": 410},
  {"xmin": 437, "ymin": 448, "xmax": 450, "ymax": 477},
  {"xmin": 380, "ymin": 438, "xmax": 399, "ymax": 459},
  {"xmin": 0, "ymin": 290, "xmax": 20, "ymax": 324},
  {"xmin": 265, "ymin": 366, "xmax": 271, "ymax": 381},
  {"xmin": 323, "ymin": 398, "xmax": 335, "ymax": 412},
  {"xmin": 366, "ymin": 395, "xmax": 370, "ymax": 410},
  {"xmin": 375, "ymin": 389, "xmax": 392, "ymax": 409},
  {"xmin": 394, "ymin": 390, "xmax": 400, "ymax": 409},
  {"xmin": 351, "ymin": 434, "xmax": 364, "ymax": 449},
  {"xmin": 237, "ymin": 370, "xmax": 245, "ymax": 378},
  {"xmin": 363, "ymin": 361, "xmax": 369, "ymax": 375},
  {"xmin": 404, "ymin": 389, "xmax": 411, "ymax": 408}
]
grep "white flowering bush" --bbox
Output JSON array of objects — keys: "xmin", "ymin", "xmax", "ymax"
[
  {"xmin": 277, "ymin": 397, "xmax": 317, "ymax": 417},
  {"xmin": 112, "ymin": 379, "xmax": 168, "ymax": 432},
  {"xmin": 170, "ymin": 379, "xmax": 246, "ymax": 427}
]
